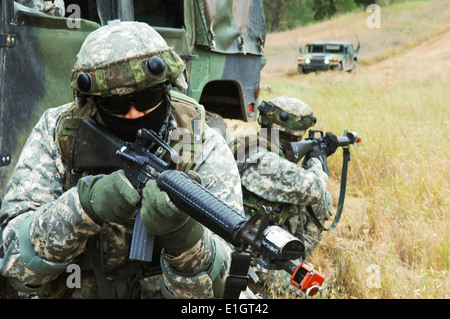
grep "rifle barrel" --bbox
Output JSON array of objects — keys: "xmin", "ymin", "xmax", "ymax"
[
  {"xmin": 337, "ymin": 131, "xmax": 358, "ymax": 146},
  {"xmin": 158, "ymin": 169, "xmax": 248, "ymax": 245}
]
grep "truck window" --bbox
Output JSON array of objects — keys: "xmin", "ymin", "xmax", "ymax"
[
  {"xmin": 133, "ymin": 0, "xmax": 184, "ymax": 28},
  {"xmin": 325, "ymin": 45, "xmax": 344, "ymax": 53},
  {"xmin": 308, "ymin": 45, "xmax": 324, "ymax": 53},
  {"xmin": 61, "ymin": 0, "xmax": 101, "ymax": 24}
]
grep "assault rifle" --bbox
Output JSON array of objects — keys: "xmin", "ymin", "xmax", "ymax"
[
  {"xmin": 72, "ymin": 119, "xmax": 325, "ymax": 298},
  {"xmin": 285, "ymin": 128, "xmax": 361, "ymax": 232},
  {"xmin": 284, "ymin": 129, "xmax": 360, "ymax": 165}
]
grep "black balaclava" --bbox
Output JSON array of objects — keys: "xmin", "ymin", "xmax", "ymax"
[{"xmin": 97, "ymin": 98, "xmax": 168, "ymax": 143}]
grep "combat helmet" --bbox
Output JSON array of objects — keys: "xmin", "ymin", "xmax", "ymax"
[
  {"xmin": 71, "ymin": 20, "xmax": 187, "ymax": 106},
  {"xmin": 258, "ymin": 96, "xmax": 316, "ymax": 137}
]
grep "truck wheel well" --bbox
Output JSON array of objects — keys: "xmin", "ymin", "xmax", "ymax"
[{"xmin": 198, "ymin": 81, "xmax": 243, "ymax": 120}]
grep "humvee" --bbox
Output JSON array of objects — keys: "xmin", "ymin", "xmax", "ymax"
[
  {"xmin": 0, "ymin": 0, "xmax": 266, "ymax": 198},
  {"xmin": 297, "ymin": 41, "xmax": 359, "ymax": 74}
]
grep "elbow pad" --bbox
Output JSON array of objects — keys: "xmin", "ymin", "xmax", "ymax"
[{"xmin": 18, "ymin": 216, "xmax": 70, "ymax": 277}]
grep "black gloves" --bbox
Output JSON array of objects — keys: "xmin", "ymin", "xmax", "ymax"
[
  {"xmin": 303, "ymin": 132, "xmax": 338, "ymax": 175},
  {"xmin": 323, "ymin": 132, "xmax": 338, "ymax": 157},
  {"xmin": 306, "ymin": 132, "xmax": 338, "ymax": 160}
]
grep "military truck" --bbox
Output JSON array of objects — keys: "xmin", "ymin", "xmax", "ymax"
[
  {"xmin": 297, "ymin": 40, "xmax": 359, "ymax": 74},
  {"xmin": 0, "ymin": 0, "xmax": 266, "ymax": 197}
]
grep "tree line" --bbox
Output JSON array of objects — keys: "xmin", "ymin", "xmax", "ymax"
[{"xmin": 262, "ymin": 0, "xmax": 396, "ymax": 32}]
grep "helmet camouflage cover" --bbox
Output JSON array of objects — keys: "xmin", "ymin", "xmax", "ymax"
[
  {"xmin": 71, "ymin": 20, "xmax": 187, "ymax": 97},
  {"xmin": 258, "ymin": 96, "xmax": 316, "ymax": 136}
]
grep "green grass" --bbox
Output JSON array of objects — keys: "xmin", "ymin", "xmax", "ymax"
[{"xmin": 256, "ymin": 0, "xmax": 450, "ymax": 298}]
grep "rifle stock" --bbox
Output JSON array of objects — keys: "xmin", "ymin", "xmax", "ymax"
[{"xmin": 72, "ymin": 119, "xmax": 125, "ymax": 171}]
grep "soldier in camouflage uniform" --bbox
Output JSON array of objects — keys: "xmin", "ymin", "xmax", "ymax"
[
  {"xmin": 0, "ymin": 21, "xmax": 243, "ymax": 299},
  {"xmin": 230, "ymin": 97, "xmax": 338, "ymax": 295}
]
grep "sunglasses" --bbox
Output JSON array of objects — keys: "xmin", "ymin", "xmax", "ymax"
[{"xmin": 95, "ymin": 85, "xmax": 165, "ymax": 115}]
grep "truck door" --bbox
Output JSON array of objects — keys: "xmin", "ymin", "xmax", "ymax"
[
  {"xmin": 345, "ymin": 45, "xmax": 353, "ymax": 70},
  {"xmin": 0, "ymin": 0, "xmax": 100, "ymax": 196}
]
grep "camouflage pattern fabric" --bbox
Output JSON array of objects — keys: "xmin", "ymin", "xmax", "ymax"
[
  {"xmin": 240, "ymin": 140, "xmax": 330, "ymax": 236},
  {"xmin": 258, "ymin": 96, "xmax": 316, "ymax": 137},
  {"xmin": 196, "ymin": 0, "xmax": 266, "ymax": 55},
  {"xmin": 233, "ymin": 94, "xmax": 331, "ymax": 296},
  {"xmin": 243, "ymin": 151, "xmax": 327, "ymax": 205},
  {"xmin": 239, "ymin": 137, "xmax": 332, "ymax": 297},
  {"xmin": 15, "ymin": 0, "xmax": 65, "ymax": 17},
  {"xmin": 0, "ymin": 103, "xmax": 243, "ymax": 298},
  {"xmin": 71, "ymin": 20, "xmax": 188, "ymax": 96}
]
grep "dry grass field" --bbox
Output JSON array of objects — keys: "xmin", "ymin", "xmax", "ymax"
[{"xmin": 227, "ymin": 0, "xmax": 449, "ymax": 299}]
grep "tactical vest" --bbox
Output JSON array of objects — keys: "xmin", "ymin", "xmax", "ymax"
[
  {"xmin": 229, "ymin": 133, "xmax": 293, "ymax": 226},
  {"xmin": 56, "ymin": 90, "xmax": 205, "ymax": 190},
  {"xmin": 27, "ymin": 91, "xmax": 207, "ymax": 298}
]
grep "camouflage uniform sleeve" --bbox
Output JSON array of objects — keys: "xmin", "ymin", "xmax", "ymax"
[
  {"xmin": 0, "ymin": 105, "xmax": 101, "ymax": 290},
  {"xmin": 190, "ymin": 126, "xmax": 244, "ymax": 214},
  {"xmin": 241, "ymin": 149, "xmax": 328, "ymax": 206},
  {"xmin": 160, "ymin": 126, "xmax": 243, "ymax": 298}
]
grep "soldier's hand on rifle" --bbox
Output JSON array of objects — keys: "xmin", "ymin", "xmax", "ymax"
[
  {"xmin": 323, "ymin": 132, "xmax": 338, "ymax": 156},
  {"xmin": 140, "ymin": 180, "xmax": 204, "ymax": 254},
  {"xmin": 305, "ymin": 131, "xmax": 339, "ymax": 161},
  {"xmin": 304, "ymin": 142, "xmax": 327, "ymax": 162},
  {"xmin": 77, "ymin": 170, "xmax": 141, "ymax": 224}
]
